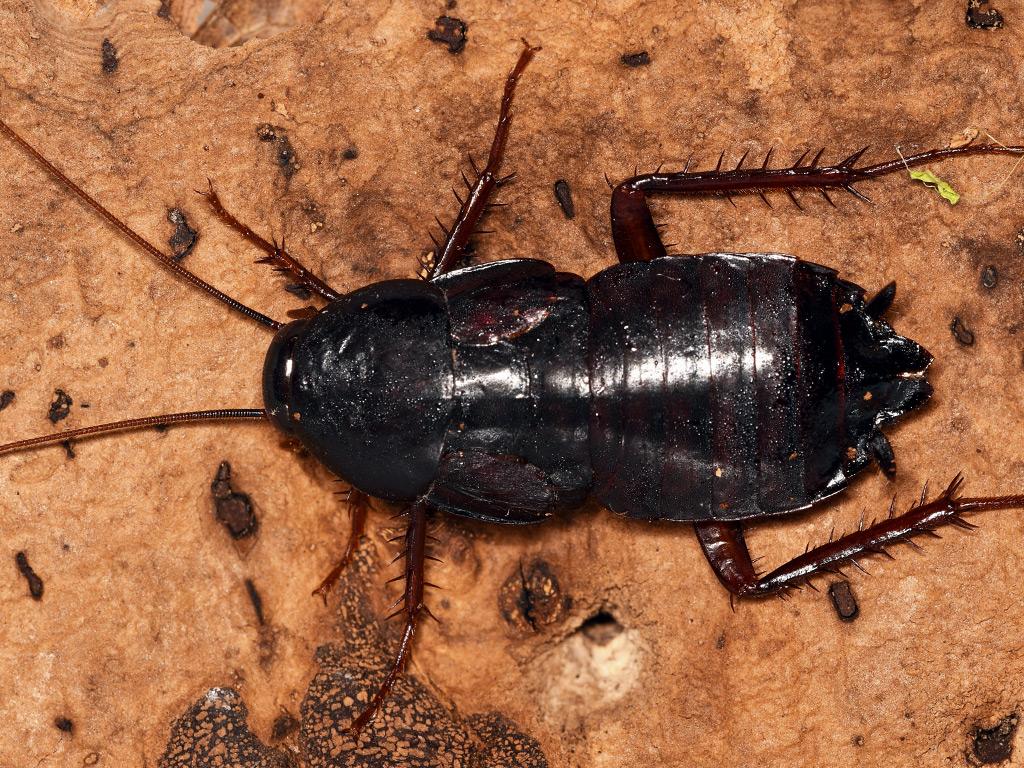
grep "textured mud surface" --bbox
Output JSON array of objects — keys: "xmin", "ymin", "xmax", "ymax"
[{"xmin": 1, "ymin": 0, "xmax": 1023, "ymax": 766}]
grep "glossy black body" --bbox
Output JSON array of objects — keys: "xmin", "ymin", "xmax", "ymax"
[{"xmin": 264, "ymin": 253, "xmax": 931, "ymax": 524}]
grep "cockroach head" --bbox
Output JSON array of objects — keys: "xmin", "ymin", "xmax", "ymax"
[
  {"xmin": 262, "ymin": 280, "xmax": 453, "ymax": 501},
  {"xmin": 263, "ymin": 317, "xmax": 308, "ymax": 435}
]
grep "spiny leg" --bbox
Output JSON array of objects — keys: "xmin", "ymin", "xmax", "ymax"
[
  {"xmin": 350, "ymin": 499, "xmax": 431, "ymax": 733},
  {"xmin": 611, "ymin": 143, "xmax": 1024, "ymax": 263},
  {"xmin": 426, "ymin": 41, "xmax": 539, "ymax": 279},
  {"xmin": 694, "ymin": 475, "xmax": 1024, "ymax": 597},
  {"xmin": 312, "ymin": 487, "xmax": 371, "ymax": 604},
  {"xmin": 202, "ymin": 183, "xmax": 341, "ymax": 302}
]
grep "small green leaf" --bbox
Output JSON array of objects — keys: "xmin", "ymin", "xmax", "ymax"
[{"xmin": 909, "ymin": 169, "xmax": 960, "ymax": 205}]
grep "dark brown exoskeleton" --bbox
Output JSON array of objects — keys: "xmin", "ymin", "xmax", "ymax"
[{"xmin": 3, "ymin": 43, "xmax": 1024, "ymax": 732}]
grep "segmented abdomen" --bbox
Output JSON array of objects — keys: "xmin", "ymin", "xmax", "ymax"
[{"xmin": 587, "ymin": 253, "xmax": 856, "ymax": 521}]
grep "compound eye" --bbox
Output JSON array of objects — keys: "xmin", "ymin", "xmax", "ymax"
[{"xmin": 262, "ymin": 321, "xmax": 307, "ymax": 433}]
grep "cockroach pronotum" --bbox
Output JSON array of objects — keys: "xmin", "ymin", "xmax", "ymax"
[{"xmin": 3, "ymin": 41, "xmax": 1024, "ymax": 733}]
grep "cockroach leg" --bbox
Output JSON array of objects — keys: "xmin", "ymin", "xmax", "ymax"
[
  {"xmin": 201, "ymin": 182, "xmax": 341, "ymax": 302},
  {"xmin": 427, "ymin": 40, "xmax": 539, "ymax": 279},
  {"xmin": 610, "ymin": 143, "xmax": 1024, "ymax": 263},
  {"xmin": 865, "ymin": 281, "xmax": 897, "ymax": 317},
  {"xmin": 312, "ymin": 487, "xmax": 371, "ymax": 604},
  {"xmin": 349, "ymin": 499, "xmax": 430, "ymax": 734},
  {"xmin": 694, "ymin": 475, "xmax": 1024, "ymax": 597},
  {"xmin": 866, "ymin": 431, "xmax": 897, "ymax": 478}
]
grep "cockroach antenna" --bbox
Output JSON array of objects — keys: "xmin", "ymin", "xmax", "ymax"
[
  {"xmin": 0, "ymin": 410, "xmax": 268, "ymax": 457},
  {"xmin": 0, "ymin": 118, "xmax": 279, "ymax": 455}
]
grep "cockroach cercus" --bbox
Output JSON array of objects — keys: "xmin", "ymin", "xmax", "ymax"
[{"xmin": 3, "ymin": 42, "xmax": 1024, "ymax": 732}]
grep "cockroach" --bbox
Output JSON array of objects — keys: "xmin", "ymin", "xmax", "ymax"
[{"xmin": 3, "ymin": 42, "xmax": 1024, "ymax": 734}]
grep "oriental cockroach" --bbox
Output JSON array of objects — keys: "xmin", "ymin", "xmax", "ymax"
[{"xmin": 3, "ymin": 42, "xmax": 1024, "ymax": 733}]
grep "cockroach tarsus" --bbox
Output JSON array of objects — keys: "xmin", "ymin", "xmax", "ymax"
[
  {"xmin": 3, "ymin": 41, "xmax": 1024, "ymax": 737},
  {"xmin": 284, "ymin": 282, "xmax": 313, "ymax": 300}
]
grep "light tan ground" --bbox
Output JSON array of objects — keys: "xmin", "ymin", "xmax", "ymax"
[{"xmin": 1, "ymin": 0, "xmax": 1023, "ymax": 766}]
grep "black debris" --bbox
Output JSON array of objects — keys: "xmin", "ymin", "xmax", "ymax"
[
  {"xmin": 966, "ymin": 0, "xmax": 1004, "ymax": 29},
  {"xmin": 0, "ymin": 390, "xmax": 14, "ymax": 411},
  {"xmin": 256, "ymin": 123, "xmax": 278, "ymax": 142},
  {"xmin": 951, "ymin": 316, "xmax": 976, "ymax": 346},
  {"xmin": 48, "ymin": 389, "xmax": 73, "ymax": 423},
  {"xmin": 342, "ymin": 146, "xmax": 359, "ymax": 160},
  {"xmin": 54, "ymin": 717, "xmax": 74, "ymax": 734},
  {"xmin": 244, "ymin": 578, "xmax": 265, "ymax": 625},
  {"xmin": 276, "ymin": 135, "xmax": 299, "ymax": 179},
  {"xmin": 167, "ymin": 208, "xmax": 199, "ymax": 261},
  {"xmin": 620, "ymin": 51, "xmax": 651, "ymax": 67},
  {"xmin": 62, "ymin": 440, "xmax": 75, "ymax": 460},
  {"xmin": 828, "ymin": 580, "xmax": 860, "ymax": 622},
  {"xmin": 15, "ymin": 551, "xmax": 44, "ymax": 600},
  {"xmin": 427, "ymin": 15, "xmax": 468, "ymax": 54},
  {"xmin": 553, "ymin": 179, "xmax": 575, "ymax": 219},
  {"xmin": 211, "ymin": 461, "xmax": 259, "ymax": 540},
  {"xmin": 101, "ymin": 39, "xmax": 119, "ymax": 74},
  {"xmin": 980, "ymin": 265, "xmax": 998, "ymax": 290},
  {"xmin": 254, "ymin": 125, "xmax": 299, "ymax": 179},
  {"xmin": 972, "ymin": 713, "xmax": 1018, "ymax": 763}
]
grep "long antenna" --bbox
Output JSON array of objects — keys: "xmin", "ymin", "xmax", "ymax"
[
  {"xmin": 0, "ymin": 118, "xmax": 283, "ymax": 331},
  {"xmin": 0, "ymin": 409, "xmax": 267, "ymax": 456}
]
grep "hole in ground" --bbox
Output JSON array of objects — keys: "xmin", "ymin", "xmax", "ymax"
[
  {"xmin": 534, "ymin": 607, "xmax": 641, "ymax": 727},
  {"xmin": 577, "ymin": 610, "xmax": 623, "ymax": 646}
]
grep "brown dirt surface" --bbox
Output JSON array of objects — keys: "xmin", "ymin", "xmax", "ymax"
[{"xmin": 1, "ymin": 1, "xmax": 1023, "ymax": 766}]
